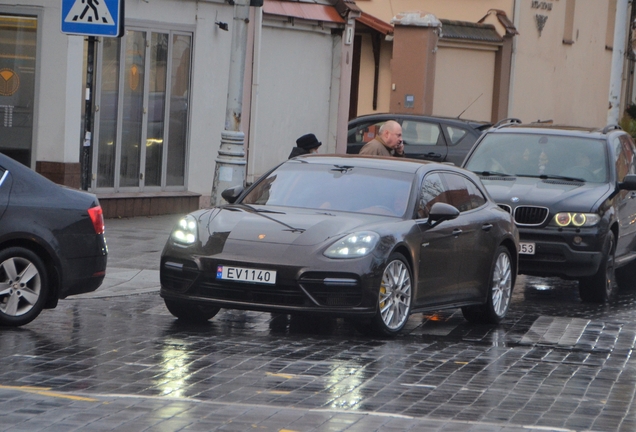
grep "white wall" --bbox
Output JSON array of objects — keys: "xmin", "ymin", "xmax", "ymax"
[{"xmin": 247, "ymin": 22, "xmax": 336, "ymax": 181}]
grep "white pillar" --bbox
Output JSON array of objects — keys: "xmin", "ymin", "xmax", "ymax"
[{"xmin": 211, "ymin": 0, "xmax": 251, "ymax": 206}]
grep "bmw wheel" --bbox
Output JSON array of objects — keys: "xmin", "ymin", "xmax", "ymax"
[
  {"xmin": 369, "ymin": 253, "xmax": 412, "ymax": 336},
  {"xmin": 579, "ymin": 231, "xmax": 616, "ymax": 303},
  {"xmin": 164, "ymin": 298, "xmax": 220, "ymax": 323},
  {"xmin": 0, "ymin": 247, "xmax": 49, "ymax": 327},
  {"xmin": 462, "ymin": 246, "xmax": 513, "ymax": 324}
]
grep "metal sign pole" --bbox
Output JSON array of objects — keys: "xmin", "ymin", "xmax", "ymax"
[{"xmin": 81, "ymin": 36, "xmax": 96, "ymax": 190}]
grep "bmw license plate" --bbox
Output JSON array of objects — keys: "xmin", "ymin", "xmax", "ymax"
[
  {"xmin": 217, "ymin": 265, "xmax": 276, "ymax": 284},
  {"xmin": 518, "ymin": 242, "xmax": 535, "ymax": 255}
]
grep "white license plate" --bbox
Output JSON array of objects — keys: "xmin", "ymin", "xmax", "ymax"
[
  {"xmin": 216, "ymin": 265, "xmax": 276, "ymax": 285},
  {"xmin": 519, "ymin": 242, "xmax": 535, "ymax": 255}
]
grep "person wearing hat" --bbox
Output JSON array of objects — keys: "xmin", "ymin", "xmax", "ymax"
[{"xmin": 289, "ymin": 133, "xmax": 322, "ymax": 159}]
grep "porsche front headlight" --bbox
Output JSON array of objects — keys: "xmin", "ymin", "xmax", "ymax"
[
  {"xmin": 324, "ymin": 232, "xmax": 379, "ymax": 258},
  {"xmin": 551, "ymin": 212, "xmax": 600, "ymax": 228},
  {"xmin": 172, "ymin": 215, "xmax": 198, "ymax": 245}
]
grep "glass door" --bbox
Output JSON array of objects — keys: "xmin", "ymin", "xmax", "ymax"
[
  {"xmin": 0, "ymin": 15, "xmax": 37, "ymax": 167},
  {"xmin": 119, "ymin": 29, "xmax": 146, "ymax": 188},
  {"xmin": 93, "ymin": 28, "xmax": 191, "ymax": 192}
]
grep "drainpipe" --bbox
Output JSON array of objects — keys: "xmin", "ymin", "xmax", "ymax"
[
  {"xmin": 607, "ymin": 0, "xmax": 629, "ymax": 125},
  {"xmin": 247, "ymin": 7, "xmax": 263, "ymax": 184},
  {"xmin": 507, "ymin": 0, "xmax": 521, "ymax": 119},
  {"xmin": 210, "ymin": 0, "xmax": 251, "ymax": 207}
]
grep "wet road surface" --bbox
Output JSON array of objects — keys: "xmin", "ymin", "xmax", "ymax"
[{"xmin": 2, "ymin": 215, "xmax": 636, "ymax": 431}]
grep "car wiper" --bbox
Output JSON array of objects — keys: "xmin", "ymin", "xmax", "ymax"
[
  {"xmin": 225, "ymin": 203, "xmax": 285, "ymax": 214},
  {"xmin": 224, "ymin": 204, "xmax": 305, "ymax": 233},
  {"xmin": 519, "ymin": 174, "xmax": 585, "ymax": 182},
  {"xmin": 332, "ymin": 165, "xmax": 354, "ymax": 173},
  {"xmin": 474, "ymin": 171, "xmax": 514, "ymax": 177}
]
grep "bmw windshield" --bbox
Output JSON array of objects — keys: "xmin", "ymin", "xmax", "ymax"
[{"xmin": 465, "ymin": 133, "xmax": 608, "ymax": 183}]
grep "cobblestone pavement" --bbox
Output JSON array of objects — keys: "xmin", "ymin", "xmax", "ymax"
[{"xmin": 2, "ymin": 215, "xmax": 636, "ymax": 431}]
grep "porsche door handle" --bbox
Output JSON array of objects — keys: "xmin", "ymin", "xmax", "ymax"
[
  {"xmin": 452, "ymin": 229, "xmax": 463, "ymax": 236},
  {"xmin": 482, "ymin": 223, "xmax": 493, "ymax": 231},
  {"xmin": 426, "ymin": 152, "xmax": 442, "ymax": 159}
]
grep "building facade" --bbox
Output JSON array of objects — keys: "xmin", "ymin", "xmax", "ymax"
[
  {"xmin": 351, "ymin": 0, "xmax": 634, "ymax": 128},
  {"xmin": 0, "ymin": 0, "xmax": 356, "ymax": 215}
]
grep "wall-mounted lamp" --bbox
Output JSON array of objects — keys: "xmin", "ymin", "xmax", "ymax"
[{"xmin": 214, "ymin": 11, "xmax": 228, "ymax": 31}]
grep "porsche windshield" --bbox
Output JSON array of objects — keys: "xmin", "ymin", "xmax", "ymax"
[
  {"xmin": 242, "ymin": 162, "xmax": 413, "ymax": 217},
  {"xmin": 465, "ymin": 133, "xmax": 608, "ymax": 183}
]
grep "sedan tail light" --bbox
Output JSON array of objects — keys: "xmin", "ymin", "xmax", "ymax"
[{"xmin": 88, "ymin": 205, "xmax": 105, "ymax": 234}]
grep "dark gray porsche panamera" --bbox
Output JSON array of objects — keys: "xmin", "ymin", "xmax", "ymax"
[{"xmin": 160, "ymin": 155, "xmax": 519, "ymax": 335}]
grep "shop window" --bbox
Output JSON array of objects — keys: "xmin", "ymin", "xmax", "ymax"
[{"xmin": 0, "ymin": 15, "xmax": 36, "ymax": 167}]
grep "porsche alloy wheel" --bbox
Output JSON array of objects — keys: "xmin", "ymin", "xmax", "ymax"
[
  {"xmin": 372, "ymin": 253, "xmax": 412, "ymax": 335},
  {"xmin": 0, "ymin": 247, "xmax": 48, "ymax": 327},
  {"xmin": 462, "ymin": 246, "xmax": 513, "ymax": 324}
]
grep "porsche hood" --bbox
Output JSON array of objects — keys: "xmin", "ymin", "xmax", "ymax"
[{"xmin": 204, "ymin": 206, "xmax": 391, "ymax": 247}]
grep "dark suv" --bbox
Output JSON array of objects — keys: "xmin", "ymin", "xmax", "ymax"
[
  {"xmin": 462, "ymin": 119, "xmax": 636, "ymax": 303},
  {"xmin": 347, "ymin": 113, "xmax": 490, "ymax": 166}
]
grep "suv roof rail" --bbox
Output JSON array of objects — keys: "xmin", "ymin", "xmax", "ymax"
[
  {"xmin": 492, "ymin": 118, "xmax": 522, "ymax": 129},
  {"xmin": 602, "ymin": 124, "xmax": 622, "ymax": 134}
]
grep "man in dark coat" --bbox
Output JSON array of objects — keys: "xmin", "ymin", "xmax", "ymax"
[{"xmin": 289, "ymin": 133, "xmax": 322, "ymax": 159}]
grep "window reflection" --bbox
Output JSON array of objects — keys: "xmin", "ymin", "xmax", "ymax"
[
  {"xmin": 97, "ymin": 37, "xmax": 120, "ymax": 188},
  {"xmin": 0, "ymin": 15, "xmax": 36, "ymax": 166},
  {"xmin": 145, "ymin": 32, "xmax": 168, "ymax": 187},
  {"xmin": 167, "ymin": 34, "xmax": 191, "ymax": 187}
]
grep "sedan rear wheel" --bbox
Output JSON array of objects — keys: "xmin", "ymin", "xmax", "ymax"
[
  {"xmin": 462, "ymin": 246, "xmax": 513, "ymax": 324},
  {"xmin": 0, "ymin": 247, "xmax": 48, "ymax": 327},
  {"xmin": 164, "ymin": 299, "xmax": 220, "ymax": 323},
  {"xmin": 369, "ymin": 253, "xmax": 412, "ymax": 336}
]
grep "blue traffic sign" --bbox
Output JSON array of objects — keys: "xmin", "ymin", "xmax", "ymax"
[{"xmin": 61, "ymin": 0, "xmax": 124, "ymax": 37}]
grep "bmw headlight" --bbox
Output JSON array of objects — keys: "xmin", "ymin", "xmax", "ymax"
[
  {"xmin": 551, "ymin": 212, "xmax": 600, "ymax": 228},
  {"xmin": 324, "ymin": 231, "xmax": 379, "ymax": 258},
  {"xmin": 172, "ymin": 215, "xmax": 198, "ymax": 245}
]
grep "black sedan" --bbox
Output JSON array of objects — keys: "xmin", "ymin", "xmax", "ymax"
[
  {"xmin": 160, "ymin": 155, "xmax": 518, "ymax": 335},
  {"xmin": 347, "ymin": 113, "xmax": 490, "ymax": 165},
  {"xmin": 0, "ymin": 153, "xmax": 107, "ymax": 326}
]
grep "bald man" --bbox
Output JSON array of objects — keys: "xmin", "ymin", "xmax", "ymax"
[{"xmin": 359, "ymin": 120, "xmax": 405, "ymax": 157}]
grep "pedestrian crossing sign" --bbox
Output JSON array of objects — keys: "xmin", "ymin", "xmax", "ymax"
[{"xmin": 61, "ymin": 0, "xmax": 124, "ymax": 37}]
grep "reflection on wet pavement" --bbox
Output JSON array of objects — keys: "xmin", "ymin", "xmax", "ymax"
[{"xmin": 2, "ymin": 275, "xmax": 636, "ymax": 431}]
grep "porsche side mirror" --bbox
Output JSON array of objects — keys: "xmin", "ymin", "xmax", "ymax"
[
  {"xmin": 619, "ymin": 174, "xmax": 636, "ymax": 191},
  {"xmin": 427, "ymin": 202, "xmax": 460, "ymax": 227},
  {"xmin": 221, "ymin": 185, "xmax": 244, "ymax": 204}
]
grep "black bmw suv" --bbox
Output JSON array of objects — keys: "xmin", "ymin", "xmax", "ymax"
[{"xmin": 463, "ymin": 119, "xmax": 636, "ymax": 303}]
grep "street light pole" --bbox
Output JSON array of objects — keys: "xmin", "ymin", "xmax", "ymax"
[{"xmin": 210, "ymin": 0, "xmax": 251, "ymax": 206}]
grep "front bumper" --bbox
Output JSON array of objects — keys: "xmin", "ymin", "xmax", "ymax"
[
  {"xmin": 517, "ymin": 226, "xmax": 605, "ymax": 279},
  {"xmin": 159, "ymin": 252, "xmax": 382, "ymax": 318}
]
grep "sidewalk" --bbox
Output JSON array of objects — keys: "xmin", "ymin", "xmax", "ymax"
[{"xmin": 78, "ymin": 214, "xmax": 182, "ymax": 298}]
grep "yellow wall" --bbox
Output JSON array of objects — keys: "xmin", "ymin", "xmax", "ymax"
[
  {"xmin": 356, "ymin": 34, "xmax": 393, "ymax": 114},
  {"xmin": 356, "ymin": 0, "xmax": 513, "ymax": 24},
  {"xmin": 354, "ymin": 0, "xmax": 622, "ymax": 128},
  {"xmin": 510, "ymin": 1, "xmax": 613, "ymax": 127},
  {"xmin": 433, "ymin": 45, "xmax": 496, "ymax": 122}
]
